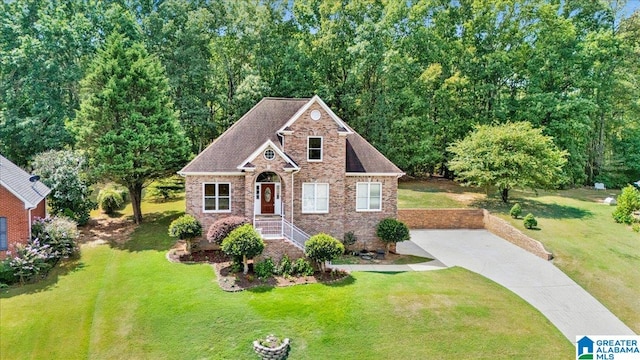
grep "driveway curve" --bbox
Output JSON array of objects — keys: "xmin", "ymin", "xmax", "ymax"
[{"xmin": 402, "ymin": 229, "xmax": 635, "ymax": 341}]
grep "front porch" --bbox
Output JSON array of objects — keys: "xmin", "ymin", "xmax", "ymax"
[{"xmin": 253, "ymin": 215, "xmax": 309, "ymax": 250}]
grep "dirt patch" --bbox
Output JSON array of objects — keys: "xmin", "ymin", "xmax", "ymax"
[
  {"xmin": 167, "ymin": 247, "xmax": 350, "ymax": 292},
  {"xmin": 78, "ymin": 217, "xmax": 136, "ymax": 246}
]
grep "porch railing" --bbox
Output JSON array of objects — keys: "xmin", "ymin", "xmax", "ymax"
[{"xmin": 253, "ymin": 217, "xmax": 309, "ymax": 251}]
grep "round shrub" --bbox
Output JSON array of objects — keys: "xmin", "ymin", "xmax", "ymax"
[
  {"xmin": 305, "ymin": 233, "xmax": 344, "ymax": 272},
  {"xmin": 97, "ymin": 188, "xmax": 124, "ymax": 215},
  {"xmin": 510, "ymin": 203, "xmax": 522, "ymax": 219},
  {"xmin": 612, "ymin": 185, "xmax": 640, "ymax": 225},
  {"xmin": 523, "ymin": 213, "xmax": 538, "ymax": 229},
  {"xmin": 207, "ymin": 216, "xmax": 250, "ymax": 245},
  {"xmin": 168, "ymin": 215, "xmax": 203, "ymax": 252},
  {"xmin": 221, "ymin": 224, "xmax": 264, "ymax": 274},
  {"xmin": 376, "ymin": 218, "xmax": 410, "ymax": 253}
]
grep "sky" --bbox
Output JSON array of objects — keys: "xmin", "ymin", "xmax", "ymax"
[{"xmin": 624, "ymin": 0, "xmax": 640, "ymax": 16}]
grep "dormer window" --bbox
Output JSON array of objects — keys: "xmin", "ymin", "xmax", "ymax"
[{"xmin": 308, "ymin": 137, "xmax": 322, "ymax": 161}]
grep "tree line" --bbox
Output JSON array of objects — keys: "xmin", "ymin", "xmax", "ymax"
[{"xmin": 1, "ymin": 0, "xmax": 639, "ymax": 187}]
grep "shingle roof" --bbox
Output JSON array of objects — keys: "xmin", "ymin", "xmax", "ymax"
[
  {"xmin": 181, "ymin": 98, "xmax": 309, "ymax": 173},
  {"xmin": 0, "ymin": 154, "xmax": 50, "ymax": 208},
  {"xmin": 180, "ymin": 97, "xmax": 403, "ymax": 175}
]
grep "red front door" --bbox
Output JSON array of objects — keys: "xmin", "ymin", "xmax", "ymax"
[{"xmin": 261, "ymin": 184, "xmax": 275, "ymax": 214}]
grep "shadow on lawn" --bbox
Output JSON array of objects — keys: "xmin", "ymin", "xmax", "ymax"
[
  {"xmin": 471, "ymin": 197, "xmax": 593, "ymax": 220},
  {"xmin": 0, "ymin": 258, "xmax": 85, "ymax": 298},
  {"xmin": 110, "ymin": 210, "xmax": 182, "ymax": 252}
]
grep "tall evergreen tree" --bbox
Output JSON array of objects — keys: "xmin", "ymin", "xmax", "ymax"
[{"xmin": 73, "ymin": 32, "xmax": 190, "ymax": 224}]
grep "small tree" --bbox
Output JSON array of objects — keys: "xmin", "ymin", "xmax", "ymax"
[
  {"xmin": 612, "ymin": 185, "xmax": 640, "ymax": 224},
  {"xmin": 221, "ymin": 224, "xmax": 264, "ymax": 274},
  {"xmin": 206, "ymin": 216, "xmax": 250, "ymax": 244},
  {"xmin": 305, "ymin": 233, "xmax": 344, "ymax": 272},
  {"xmin": 168, "ymin": 215, "xmax": 203, "ymax": 253},
  {"xmin": 510, "ymin": 203, "xmax": 522, "ymax": 219},
  {"xmin": 376, "ymin": 218, "xmax": 410, "ymax": 254},
  {"xmin": 523, "ymin": 213, "xmax": 538, "ymax": 229}
]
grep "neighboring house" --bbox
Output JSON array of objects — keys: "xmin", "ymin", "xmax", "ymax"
[
  {"xmin": 0, "ymin": 154, "xmax": 50, "ymax": 259},
  {"xmin": 179, "ymin": 96, "xmax": 404, "ymax": 252}
]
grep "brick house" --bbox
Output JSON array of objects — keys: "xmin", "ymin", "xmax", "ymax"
[
  {"xmin": 0, "ymin": 154, "xmax": 50, "ymax": 259},
  {"xmin": 179, "ymin": 96, "xmax": 404, "ymax": 253}
]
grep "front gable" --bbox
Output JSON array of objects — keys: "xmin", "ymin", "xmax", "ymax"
[
  {"xmin": 238, "ymin": 140, "xmax": 299, "ymax": 173},
  {"xmin": 278, "ymin": 96, "xmax": 352, "ymax": 136}
]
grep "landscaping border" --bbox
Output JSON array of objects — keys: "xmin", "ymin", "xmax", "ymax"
[{"xmin": 398, "ymin": 208, "xmax": 553, "ymax": 260}]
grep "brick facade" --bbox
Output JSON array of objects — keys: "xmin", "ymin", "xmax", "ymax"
[{"xmin": 0, "ymin": 186, "xmax": 47, "ymax": 259}]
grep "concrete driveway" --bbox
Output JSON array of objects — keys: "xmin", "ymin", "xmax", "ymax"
[{"xmin": 400, "ymin": 229, "xmax": 636, "ymax": 341}]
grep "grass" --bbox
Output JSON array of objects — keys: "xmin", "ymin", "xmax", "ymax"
[
  {"xmin": 0, "ymin": 194, "xmax": 573, "ymax": 359},
  {"xmin": 402, "ymin": 180, "xmax": 640, "ymax": 333}
]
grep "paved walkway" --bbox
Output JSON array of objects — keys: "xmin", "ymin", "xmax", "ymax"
[{"xmin": 328, "ymin": 229, "xmax": 636, "ymax": 341}]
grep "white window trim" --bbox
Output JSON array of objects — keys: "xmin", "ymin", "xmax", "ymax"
[
  {"xmin": 302, "ymin": 183, "xmax": 329, "ymax": 214},
  {"xmin": 356, "ymin": 182, "xmax": 382, "ymax": 212},
  {"xmin": 202, "ymin": 182, "xmax": 232, "ymax": 213},
  {"xmin": 307, "ymin": 136, "xmax": 323, "ymax": 162}
]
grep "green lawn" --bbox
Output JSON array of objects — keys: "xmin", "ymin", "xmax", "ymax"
[
  {"xmin": 0, "ymin": 195, "xmax": 573, "ymax": 359},
  {"xmin": 401, "ymin": 180, "xmax": 640, "ymax": 333}
]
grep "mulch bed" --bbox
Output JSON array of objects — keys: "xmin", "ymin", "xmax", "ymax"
[{"xmin": 166, "ymin": 247, "xmax": 350, "ymax": 292}]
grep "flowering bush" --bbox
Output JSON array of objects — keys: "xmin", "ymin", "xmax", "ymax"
[
  {"xmin": 10, "ymin": 239, "xmax": 55, "ymax": 284},
  {"xmin": 32, "ymin": 216, "xmax": 80, "ymax": 259}
]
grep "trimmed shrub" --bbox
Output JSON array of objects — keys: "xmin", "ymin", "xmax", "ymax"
[
  {"xmin": 632, "ymin": 223, "xmax": 640, "ymax": 233},
  {"xmin": 254, "ymin": 258, "xmax": 275, "ymax": 279},
  {"xmin": 510, "ymin": 203, "xmax": 522, "ymax": 219},
  {"xmin": 376, "ymin": 218, "xmax": 410, "ymax": 253},
  {"xmin": 168, "ymin": 215, "xmax": 203, "ymax": 252},
  {"xmin": 523, "ymin": 213, "xmax": 538, "ymax": 229},
  {"xmin": 275, "ymin": 254, "xmax": 293, "ymax": 276},
  {"xmin": 97, "ymin": 188, "xmax": 124, "ymax": 215},
  {"xmin": 305, "ymin": 233, "xmax": 344, "ymax": 272},
  {"xmin": 612, "ymin": 186, "xmax": 640, "ymax": 225},
  {"xmin": 342, "ymin": 231, "xmax": 357, "ymax": 253},
  {"xmin": 207, "ymin": 216, "xmax": 250, "ymax": 245},
  {"xmin": 292, "ymin": 258, "xmax": 314, "ymax": 276},
  {"xmin": 221, "ymin": 224, "xmax": 265, "ymax": 274},
  {"xmin": 32, "ymin": 216, "xmax": 80, "ymax": 259}
]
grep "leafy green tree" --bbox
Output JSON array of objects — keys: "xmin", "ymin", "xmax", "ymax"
[
  {"xmin": 448, "ymin": 122, "xmax": 568, "ymax": 203},
  {"xmin": 168, "ymin": 215, "xmax": 203, "ymax": 253},
  {"xmin": 32, "ymin": 150, "xmax": 96, "ymax": 225},
  {"xmin": 376, "ymin": 218, "xmax": 410, "ymax": 254},
  {"xmin": 73, "ymin": 32, "xmax": 190, "ymax": 224},
  {"xmin": 221, "ymin": 224, "xmax": 265, "ymax": 275},
  {"xmin": 304, "ymin": 233, "xmax": 344, "ymax": 272}
]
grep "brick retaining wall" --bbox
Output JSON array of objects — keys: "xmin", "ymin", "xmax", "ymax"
[
  {"xmin": 398, "ymin": 208, "xmax": 553, "ymax": 260},
  {"xmin": 398, "ymin": 208, "xmax": 485, "ymax": 229}
]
